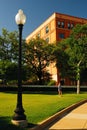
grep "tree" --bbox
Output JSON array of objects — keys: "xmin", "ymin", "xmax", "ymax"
[
  {"xmin": 0, "ymin": 29, "xmax": 18, "ymax": 83},
  {"xmin": 53, "ymin": 41, "xmax": 69, "ymax": 80},
  {"xmin": 5, "ymin": 63, "xmax": 29, "ymax": 84},
  {"xmin": 64, "ymin": 24, "xmax": 87, "ymax": 93},
  {"xmin": 0, "ymin": 28, "xmax": 27, "ymax": 84},
  {"xmin": 26, "ymin": 38, "xmax": 55, "ymax": 84},
  {"xmin": 0, "ymin": 28, "xmax": 19, "ymax": 62}
]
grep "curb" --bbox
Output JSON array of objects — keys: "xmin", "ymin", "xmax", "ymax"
[{"xmin": 29, "ymin": 99, "xmax": 87, "ymax": 130}]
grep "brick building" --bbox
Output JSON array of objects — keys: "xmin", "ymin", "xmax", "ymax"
[{"xmin": 26, "ymin": 12, "xmax": 87, "ymax": 85}]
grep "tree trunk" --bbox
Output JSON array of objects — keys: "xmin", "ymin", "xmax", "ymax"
[
  {"xmin": 77, "ymin": 79, "xmax": 80, "ymax": 94},
  {"xmin": 38, "ymin": 72, "xmax": 43, "ymax": 85},
  {"xmin": 76, "ymin": 63, "xmax": 81, "ymax": 94}
]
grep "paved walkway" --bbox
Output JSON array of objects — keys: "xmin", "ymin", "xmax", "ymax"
[{"xmin": 49, "ymin": 102, "xmax": 87, "ymax": 130}]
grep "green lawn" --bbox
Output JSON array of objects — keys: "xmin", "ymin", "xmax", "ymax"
[{"xmin": 0, "ymin": 91, "xmax": 87, "ymax": 130}]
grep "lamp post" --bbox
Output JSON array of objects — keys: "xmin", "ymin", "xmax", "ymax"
[{"xmin": 12, "ymin": 9, "xmax": 28, "ymax": 127}]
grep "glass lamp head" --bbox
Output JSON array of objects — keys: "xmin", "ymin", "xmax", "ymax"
[{"xmin": 15, "ymin": 9, "xmax": 26, "ymax": 25}]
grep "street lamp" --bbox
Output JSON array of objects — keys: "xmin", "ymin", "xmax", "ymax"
[{"xmin": 12, "ymin": 9, "xmax": 28, "ymax": 127}]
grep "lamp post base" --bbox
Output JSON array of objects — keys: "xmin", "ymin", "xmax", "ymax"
[{"xmin": 11, "ymin": 119, "xmax": 28, "ymax": 128}]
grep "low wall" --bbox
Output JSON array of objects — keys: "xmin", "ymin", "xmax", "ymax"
[{"xmin": 0, "ymin": 85, "xmax": 87, "ymax": 92}]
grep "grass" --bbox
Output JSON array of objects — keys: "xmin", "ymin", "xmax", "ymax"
[{"xmin": 0, "ymin": 91, "xmax": 87, "ymax": 130}]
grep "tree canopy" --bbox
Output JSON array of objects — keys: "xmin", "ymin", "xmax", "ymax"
[
  {"xmin": 0, "ymin": 28, "xmax": 27, "ymax": 84},
  {"xmin": 60, "ymin": 24, "xmax": 87, "ymax": 93},
  {"xmin": 26, "ymin": 38, "xmax": 55, "ymax": 84}
]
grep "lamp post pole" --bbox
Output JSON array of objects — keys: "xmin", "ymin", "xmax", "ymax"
[{"xmin": 12, "ymin": 9, "xmax": 27, "ymax": 127}]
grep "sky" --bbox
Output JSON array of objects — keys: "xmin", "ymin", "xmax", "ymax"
[{"xmin": 0, "ymin": 0, "xmax": 87, "ymax": 38}]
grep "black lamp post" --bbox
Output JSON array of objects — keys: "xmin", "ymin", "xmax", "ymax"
[{"xmin": 12, "ymin": 9, "xmax": 27, "ymax": 127}]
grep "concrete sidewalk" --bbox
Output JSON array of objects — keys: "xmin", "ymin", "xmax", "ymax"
[
  {"xmin": 49, "ymin": 102, "xmax": 87, "ymax": 130},
  {"xmin": 30, "ymin": 100, "xmax": 87, "ymax": 130}
]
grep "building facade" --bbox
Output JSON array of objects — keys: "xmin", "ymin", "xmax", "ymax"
[{"xmin": 26, "ymin": 12, "xmax": 87, "ymax": 85}]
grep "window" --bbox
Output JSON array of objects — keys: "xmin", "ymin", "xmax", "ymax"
[
  {"xmin": 46, "ymin": 26, "xmax": 49, "ymax": 33},
  {"xmin": 37, "ymin": 33, "xmax": 40, "ymax": 38},
  {"xmin": 68, "ymin": 23, "xmax": 71, "ymax": 29},
  {"xmin": 58, "ymin": 21, "xmax": 65, "ymax": 28},
  {"xmin": 45, "ymin": 37, "xmax": 49, "ymax": 43},
  {"xmin": 59, "ymin": 33, "xmax": 65, "ymax": 39},
  {"xmin": 61, "ymin": 22, "xmax": 64, "ymax": 28},
  {"xmin": 67, "ymin": 23, "xmax": 74, "ymax": 29},
  {"xmin": 71, "ymin": 23, "xmax": 74, "ymax": 29},
  {"xmin": 58, "ymin": 21, "xmax": 61, "ymax": 27}
]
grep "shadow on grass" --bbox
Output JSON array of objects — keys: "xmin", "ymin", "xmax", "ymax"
[{"xmin": 0, "ymin": 116, "xmax": 37, "ymax": 130}]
